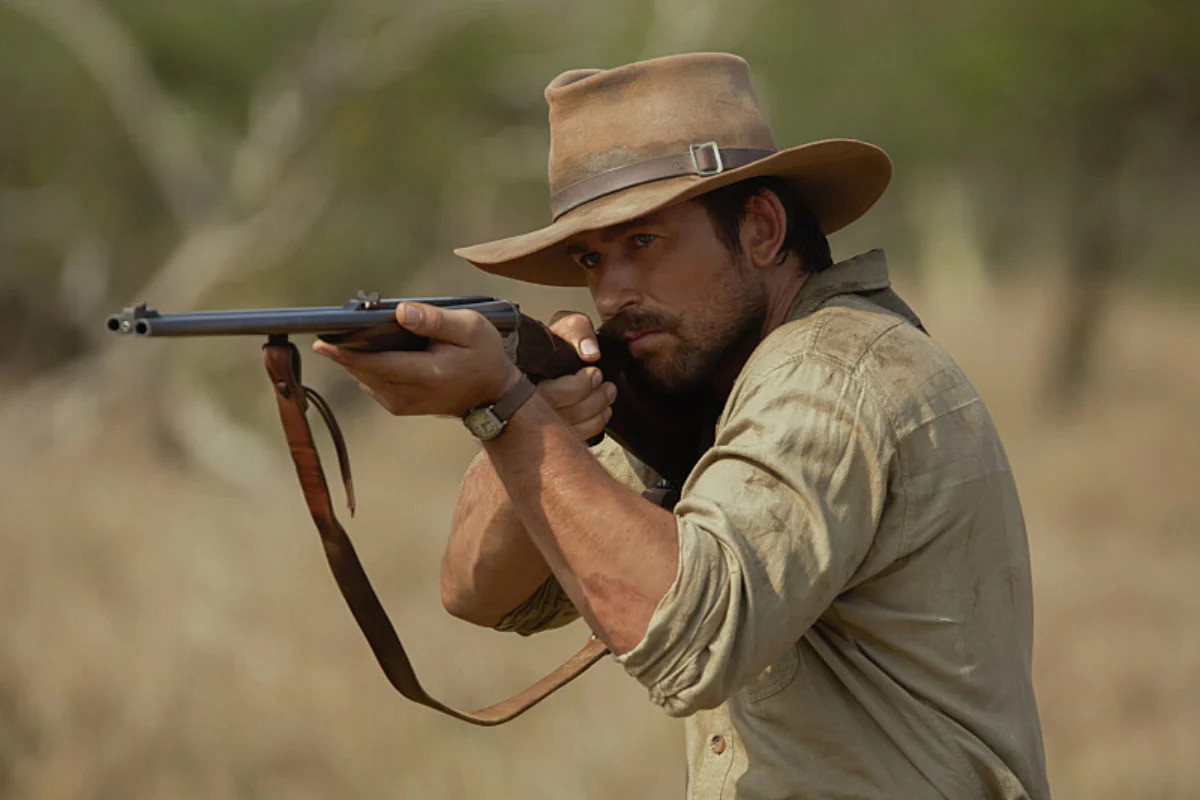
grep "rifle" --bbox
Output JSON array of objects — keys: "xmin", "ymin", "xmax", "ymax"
[{"xmin": 106, "ymin": 292, "xmax": 713, "ymax": 725}]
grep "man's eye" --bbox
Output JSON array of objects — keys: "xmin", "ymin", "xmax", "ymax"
[
  {"xmin": 631, "ymin": 233, "xmax": 656, "ymax": 247},
  {"xmin": 578, "ymin": 252, "xmax": 601, "ymax": 268}
]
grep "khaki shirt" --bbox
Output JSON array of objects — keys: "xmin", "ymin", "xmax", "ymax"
[{"xmin": 498, "ymin": 251, "xmax": 1050, "ymax": 799}]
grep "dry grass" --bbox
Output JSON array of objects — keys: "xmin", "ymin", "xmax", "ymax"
[{"xmin": 1, "ymin": 275, "xmax": 1197, "ymax": 798}]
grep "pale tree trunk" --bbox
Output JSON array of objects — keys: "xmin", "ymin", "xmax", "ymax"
[
  {"xmin": 1044, "ymin": 109, "xmax": 1130, "ymax": 412},
  {"xmin": 0, "ymin": 0, "xmax": 494, "ymax": 479},
  {"xmin": 909, "ymin": 168, "xmax": 989, "ymax": 321}
]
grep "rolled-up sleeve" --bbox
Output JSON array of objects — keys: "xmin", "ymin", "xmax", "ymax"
[
  {"xmin": 615, "ymin": 353, "xmax": 895, "ymax": 716},
  {"xmin": 493, "ymin": 574, "xmax": 580, "ymax": 635}
]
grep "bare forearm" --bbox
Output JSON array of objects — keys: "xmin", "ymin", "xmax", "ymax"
[
  {"xmin": 442, "ymin": 451, "xmax": 552, "ymax": 626},
  {"xmin": 483, "ymin": 394, "xmax": 679, "ymax": 654},
  {"xmin": 318, "ymin": 301, "xmax": 632, "ymax": 633}
]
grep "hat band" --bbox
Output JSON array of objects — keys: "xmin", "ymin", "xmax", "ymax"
[{"xmin": 550, "ymin": 144, "xmax": 776, "ymax": 220}]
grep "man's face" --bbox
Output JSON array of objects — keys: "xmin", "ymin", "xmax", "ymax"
[{"xmin": 565, "ymin": 201, "xmax": 766, "ymax": 392}]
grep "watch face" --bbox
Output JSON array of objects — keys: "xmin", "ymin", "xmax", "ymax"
[{"xmin": 464, "ymin": 407, "xmax": 505, "ymax": 440}]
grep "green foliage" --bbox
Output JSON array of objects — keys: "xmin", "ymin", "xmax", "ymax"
[{"xmin": 0, "ymin": 0, "xmax": 1196, "ymax": 375}]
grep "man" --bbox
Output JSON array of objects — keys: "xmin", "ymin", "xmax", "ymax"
[{"xmin": 316, "ymin": 53, "xmax": 1050, "ymax": 799}]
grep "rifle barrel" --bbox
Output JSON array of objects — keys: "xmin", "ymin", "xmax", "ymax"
[{"xmin": 106, "ymin": 297, "xmax": 517, "ymax": 338}]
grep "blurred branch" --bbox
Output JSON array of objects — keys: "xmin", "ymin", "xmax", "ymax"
[
  {"xmin": 161, "ymin": 374, "xmax": 277, "ymax": 488},
  {"xmin": 0, "ymin": 0, "xmax": 494, "ymax": 473},
  {"xmin": 231, "ymin": 0, "xmax": 497, "ymax": 209},
  {"xmin": 135, "ymin": 150, "xmax": 337, "ymax": 313},
  {"xmin": 4, "ymin": 0, "xmax": 218, "ymax": 230},
  {"xmin": 0, "ymin": 152, "xmax": 337, "ymax": 468}
]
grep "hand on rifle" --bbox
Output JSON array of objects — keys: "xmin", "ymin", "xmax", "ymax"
[
  {"xmin": 312, "ymin": 304, "xmax": 616, "ymax": 436},
  {"xmin": 536, "ymin": 311, "xmax": 617, "ymax": 440},
  {"xmin": 313, "ymin": 302, "xmax": 520, "ymax": 416}
]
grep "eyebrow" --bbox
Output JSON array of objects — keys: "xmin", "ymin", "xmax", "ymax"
[{"xmin": 565, "ymin": 213, "xmax": 664, "ymax": 254}]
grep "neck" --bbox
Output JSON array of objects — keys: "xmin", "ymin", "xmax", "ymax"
[
  {"xmin": 704, "ymin": 269, "xmax": 810, "ymax": 399},
  {"xmin": 705, "ymin": 322, "xmax": 762, "ymax": 399},
  {"xmin": 761, "ymin": 269, "xmax": 809, "ymax": 339}
]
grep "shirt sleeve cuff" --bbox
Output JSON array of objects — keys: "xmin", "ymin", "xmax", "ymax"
[
  {"xmin": 493, "ymin": 574, "xmax": 581, "ymax": 636},
  {"xmin": 612, "ymin": 516, "xmax": 737, "ymax": 716}
]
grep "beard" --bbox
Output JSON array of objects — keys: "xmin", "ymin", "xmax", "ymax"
[{"xmin": 599, "ymin": 253, "xmax": 767, "ymax": 393}]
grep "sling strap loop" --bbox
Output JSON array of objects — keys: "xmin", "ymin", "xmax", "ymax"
[
  {"xmin": 263, "ymin": 339, "xmax": 607, "ymax": 726},
  {"xmin": 302, "ymin": 385, "xmax": 356, "ymax": 515}
]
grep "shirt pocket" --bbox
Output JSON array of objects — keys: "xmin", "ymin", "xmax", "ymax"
[{"xmin": 742, "ymin": 640, "xmax": 800, "ymax": 703}]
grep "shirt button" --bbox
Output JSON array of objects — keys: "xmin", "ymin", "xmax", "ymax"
[{"xmin": 710, "ymin": 734, "xmax": 726, "ymax": 755}]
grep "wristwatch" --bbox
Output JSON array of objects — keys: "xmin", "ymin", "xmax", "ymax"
[{"xmin": 462, "ymin": 374, "xmax": 536, "ymax": 441}]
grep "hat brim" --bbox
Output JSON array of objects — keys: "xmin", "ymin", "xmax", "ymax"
[{"xmin": 454, "ymin": 138, "xmax": 891, "ymax": 287}]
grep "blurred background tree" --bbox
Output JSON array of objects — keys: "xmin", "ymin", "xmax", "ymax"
[
  {"xmin": 0, "ymin": 0, "xmax": 1195, "ymax": 555},
  {"xmin": 2, "ymin": 0, "xmax": 1196, "ymax": 384}
]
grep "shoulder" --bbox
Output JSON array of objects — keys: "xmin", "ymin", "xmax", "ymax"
[
  {"xmin": 746, "ymin": 294, "xmax": 911, "ymax": 374},
  {"xmin": 736, "ymin": 294, "xmax": 981, "ymax": 439}
]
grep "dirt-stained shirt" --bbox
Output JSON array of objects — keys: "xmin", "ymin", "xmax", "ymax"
[{"xmin": 496, "ymin": 250, "xmax": 1050, "ymax": 799}]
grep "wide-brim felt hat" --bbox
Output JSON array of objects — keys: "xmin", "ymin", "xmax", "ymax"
[{"xmin": 455, "ymin": 52, "xmax": 891, "ymax": 287}]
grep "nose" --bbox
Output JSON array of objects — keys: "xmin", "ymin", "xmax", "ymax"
[{"xmin": 589, "ymin": 259, "xmax": 641, "ymax": 321}]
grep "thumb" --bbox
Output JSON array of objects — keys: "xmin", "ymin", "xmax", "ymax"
[
  {"xmin": 549, "ymin": 310, "xmax": 600, "ymax": 362},
  {"xmin": 395, "ymin": 302, "xmax": 481, "ymax": 346}
]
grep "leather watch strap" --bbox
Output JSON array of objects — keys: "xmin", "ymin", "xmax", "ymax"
[{"xmin": 492, "ymin": 373, "xmax": 536, "ymax": 421}]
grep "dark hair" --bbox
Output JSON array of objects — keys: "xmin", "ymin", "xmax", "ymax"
[{"xmin": 696, "ymin": 176, "xmax": 833, "ymax": 273}]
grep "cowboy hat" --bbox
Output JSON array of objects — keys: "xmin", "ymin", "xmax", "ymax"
[{"xmin": 454, "ymin": 52, "xmax": 891, "ymax": 287}]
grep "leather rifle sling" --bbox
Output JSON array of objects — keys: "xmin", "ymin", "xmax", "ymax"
[{"xmin": 263, "ymin": 339, "xmax": 608, "ymax": 726}]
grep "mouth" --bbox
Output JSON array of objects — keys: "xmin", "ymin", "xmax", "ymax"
[{"xmin": 624, "ymin": 329, "xmax": 666, "ymax": 354}]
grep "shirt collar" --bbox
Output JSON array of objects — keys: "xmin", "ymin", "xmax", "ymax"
[{"xmin": 786, "ymin": 249, "xmax": 891, "ymax": 320}]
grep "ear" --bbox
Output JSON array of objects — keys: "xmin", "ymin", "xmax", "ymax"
[{"xmin": 738, "ymin": 190, "xmax": 788, "ymax": 271}]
